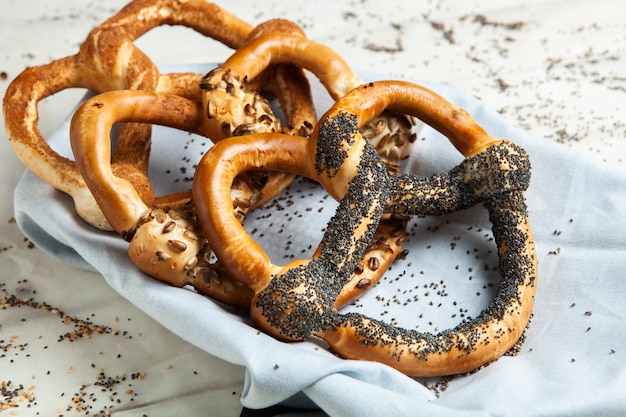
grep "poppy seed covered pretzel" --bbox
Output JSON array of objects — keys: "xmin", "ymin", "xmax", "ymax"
[
  {"xmin": 193, "ymin": 80, "xmax": 536, "ymax": 376},
  {"xmin": 2, "ymin": 0, "xmax": 254, "ymax": 229}
]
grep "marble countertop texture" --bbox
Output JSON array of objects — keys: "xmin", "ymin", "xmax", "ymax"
[{"xmin": 1, "ymin": 0, "xmax": 624, "ymax": 415}]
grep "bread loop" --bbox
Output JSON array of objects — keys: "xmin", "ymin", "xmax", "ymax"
[
  {"xmin": 3, "ymin": 0, "xmax": 254, "ymax": 230},
  {"xmin": 193, "ymin": 80, "xmax": 536, "ymax": 376},
  {"xmin": 69, "ymin": 90, "xmax": 254, "ymax": 308}
]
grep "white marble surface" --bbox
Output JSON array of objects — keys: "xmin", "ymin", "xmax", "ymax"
[{"xmin": 1, "ymin": 0, "xmax": 625, "ymax": 415}]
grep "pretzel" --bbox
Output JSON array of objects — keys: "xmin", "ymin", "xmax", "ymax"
[
  {"xmin": 3, "ymin": 0, "xmax": 286, "ymax": 230},
  {"xmin": 199, "ymin": 32, "xmax": 417, "ymax": 302},
  {"xmin": 193, "ymin": 80, "xmax": 536, "ymax": 376}
]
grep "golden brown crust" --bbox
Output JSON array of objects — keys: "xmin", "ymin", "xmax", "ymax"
[
  {"xmin": 323, "ymin": 81, "xmax": 499, "ymax": 157},
  {"xmin": 215, "ymin": 33, "xmax": 362, "ymax": 100},
  {"xmin": 245, "ymin": 19, "xmax": 316, "ymax": 137},
  {"xmin": 193, "ymin": 135, "xmax": 313, "ymax": 289}
]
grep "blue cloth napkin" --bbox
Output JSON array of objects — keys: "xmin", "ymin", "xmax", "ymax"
[{"xmin": 14, "ymin": 64, "xmax": 626, "ymax": 416}]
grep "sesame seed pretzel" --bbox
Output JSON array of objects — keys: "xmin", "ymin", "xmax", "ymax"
[{"xmin": 193, "ymin": 80, "xmax": 536, "ymax": 376}]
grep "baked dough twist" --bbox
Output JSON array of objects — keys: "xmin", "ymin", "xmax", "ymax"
[{"xmin": 193, "ymin": 80, "xmax": 536, "ymax": 376}]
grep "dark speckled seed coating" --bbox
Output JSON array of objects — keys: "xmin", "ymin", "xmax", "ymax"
[
  {"xmin": 386, "ymin": 141, "xmax": 530, "ymax": 216},
  {"xmin": 332, "ymin": 190, "xmax": 535, "ymax": 362},
  {"xmin": 255, "ymin": 116, "xmax": 535, "ymax": 370},
  {"xmin": 314, "ymin": 111, "xmax": 359, "ymax": 177}
]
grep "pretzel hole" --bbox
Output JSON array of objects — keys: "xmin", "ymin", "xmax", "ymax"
[
  {"xmin": 37, "ymin": 90, "xmax": 98, "ymax": 159},
  {"xmin": 345, "ymin": 203, "xmax": 502, "ymax": 332},
  {"xmin": 133, "ymin": 26, "xmax": 234, "ymax": 69},
  {"xmin": 135, "ymin": 87, "xmax": 288, "ymax": 199},
  {"xmin": 241, "ymin": 176, "xmax": 339, "ymax": 264},
  {"xmin": 141, "ymin": 124, "xmax": 210, "ymax": 197}
]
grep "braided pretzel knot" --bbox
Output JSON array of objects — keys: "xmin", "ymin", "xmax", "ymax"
[
  {"xmin": 193, "ymin": 80, "xmax": 536, "ymax": 376},
  {"xmin": 3, "ymin": 0, "xmax": 272, "ymax": 230}
]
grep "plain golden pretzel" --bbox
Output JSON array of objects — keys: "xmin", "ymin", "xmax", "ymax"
[
  {"xmin": 3, "ymin": 0, "xmax": 313, "ymax": 229},
  {"xmin": 193, "ymin": 80, "xmax": 536, "ymax": 376}
]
